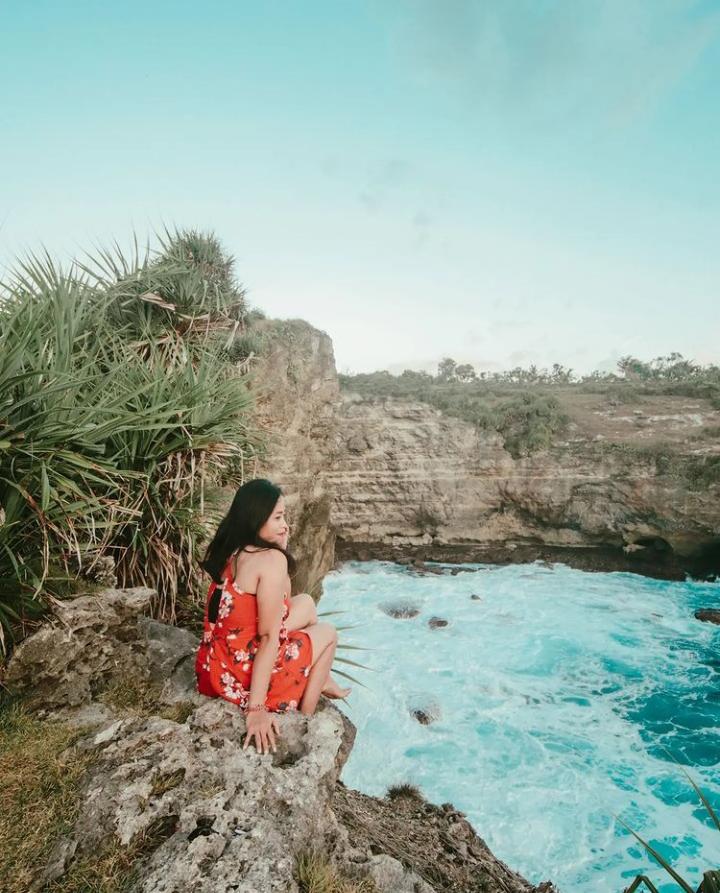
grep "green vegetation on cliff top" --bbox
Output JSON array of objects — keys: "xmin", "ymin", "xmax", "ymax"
[{"xmin": 339, "ymin": 353, "xmax": 720, "ymax": 463}]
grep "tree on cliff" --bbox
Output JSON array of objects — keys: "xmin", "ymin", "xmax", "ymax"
[
  {"xmin": 437, "ymin": 357, "xmax": 457, "ymax": 382},
  {"xmin": 455, "ymin": 363, "xmax": 477, "ymax": 383}
]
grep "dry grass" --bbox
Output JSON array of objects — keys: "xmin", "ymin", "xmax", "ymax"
[
  {"xmin": 97, "ymin": 673, "xmax": 194, "ymax": 723},
  {"xmin": 295, "ymin": 849, "xmax": 378, "ymax": 893},
  {"xmin": 150, "ymin": 767, "xmax": 186, "ymax": 797},
  {"xmin": 44, "ymin": 815, "xmax": 178, "ymax": 893},
  {"xmin": 0, "ymin": 700, "xmax": 93, "ymax": 892}
]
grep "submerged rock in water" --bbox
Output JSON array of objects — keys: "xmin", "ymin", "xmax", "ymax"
[
  {"xmin": 5, "ymin": 587, "xmax": 557, "ymax": 893},
  {"xmin": 410, "ymin": 700, "xmax": 442, "ymax": 725},
  {"xmin": 428, "ymin": 616, "xmax": 449, "ymax": 629},
  {"xmin": 695, "ymin": 608, "xmax": 720, "ymax": 625},
  {"xmin": 380, "ymin": 601, "xmax": 420, "ymax": 619}
]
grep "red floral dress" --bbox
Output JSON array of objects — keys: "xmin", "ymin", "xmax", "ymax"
[{"xmin": 195, "ymin": 557, "xmax": 314, "ymax": 713}]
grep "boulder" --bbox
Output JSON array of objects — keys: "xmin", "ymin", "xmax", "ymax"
[
  {"xmin": 695, "ymin": 608, "xmax": 720, "ymax": 625},
  {"xmin": 5, "ymin": 587, "xmax": 556, "ymax": 893},
  {"xmin": 428, "ymin": 617, "xmax": 449, "ymax": 629},
  {"xmin": 380, "ymin": 601, "xmax": 420, "ymax": 619}
]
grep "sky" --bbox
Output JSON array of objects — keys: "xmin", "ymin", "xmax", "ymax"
[{"xmin": 1, "ymin": 0, "xmax": 719, "ymax": 377}]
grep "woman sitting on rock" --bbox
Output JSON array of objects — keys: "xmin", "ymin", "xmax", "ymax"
[{"xmin": 195, "ymin": 477, "xmax": 351, "ymax": 754}]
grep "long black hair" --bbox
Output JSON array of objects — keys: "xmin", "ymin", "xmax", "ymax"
[{"xmin": 201, "ymin": 478, "xmax": 297, "ymax": 586}]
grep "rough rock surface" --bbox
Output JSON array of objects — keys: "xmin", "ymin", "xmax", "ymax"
[
  {"xmin": 327, "ymin": 394, "xmax": 720, "ymax": 579},
  {"xmin": 695, "ymin": 608, "xmax": 720, "ymax": 625},
  {"xmin": 231, "ymin": 318, "xmax": 341, "ymax": 597},
  {"xmin": 212, "ymin": 321, "xmax": 720, "ymax": 594},
  {"xmin": 335, "ymin": 784, "xmax": 556, "ymax": 893},
  {"xmin": 5, "ymin": 588, "xmax": 557, "ymax": 893}
]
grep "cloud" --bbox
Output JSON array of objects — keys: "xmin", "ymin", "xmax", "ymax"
[{"xmin": 387, "ymin": 0, "xmax": 720, "ymax": 129}]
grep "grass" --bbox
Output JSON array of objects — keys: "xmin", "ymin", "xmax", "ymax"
[
  {"xmin": 0, "ymin": 693, "xmax": 182, "ymax": 892},
  {"xmin": 0, "ymin": 699, "xmax": 93, "ymax": 892},
  {"xmin": 583, "ymin": 440, "xmax": 720, "ymax": 489},
  {"xmin": 386, "ymin": 783, "xmax": 425, "ymax": 803},
  {"xmin": 149, "ymin": 768, "xmax": 186, "ymax": 797},
  {"xmin": 339, "ymin": 358, "xmax": 720, "ymax": 459},
  {"xmin": 339, "ymin": 372, "xmax": 570, "ymax": 458},
  {"xmin": 44, "ymin": 815, "xmax": 178, "ymax": 893},
  {"xmin": 97, "ymin": 673, "xmax": 195, "ymax": 723},
  {"xmin": 295, "ymin": 848, "xmax": 378, "ymax": 893}
]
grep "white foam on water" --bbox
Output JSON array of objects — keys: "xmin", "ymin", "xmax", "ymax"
[{"xmin": 321, "ymin": 560, "xmax": 720, "ymax": 893}]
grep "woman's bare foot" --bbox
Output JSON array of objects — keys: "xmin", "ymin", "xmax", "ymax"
[{"xmin": 321, "ymin": 675, "xmax": 352, "ymax": 699}]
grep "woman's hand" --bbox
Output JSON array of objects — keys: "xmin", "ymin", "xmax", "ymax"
[{"xmin": 243, "ymin": 709, "xmax": 281, "ymax": 754}]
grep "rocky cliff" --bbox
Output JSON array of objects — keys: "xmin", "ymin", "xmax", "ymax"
[
  {"xmin": 3, "ymin": 588, "xmax": 556, "ymax": 893},
  {"xmin": 327, "ymin": 393, "xmax": 720, "ymax": 578},
  {"xmin": 245, "ymin": 319, "xmax": 719, "ymax": 579},
  {"xmin": 243, "ymin": 318, "xmax": 341, "ymax": 596}
]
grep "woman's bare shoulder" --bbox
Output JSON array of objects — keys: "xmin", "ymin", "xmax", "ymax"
[{"xmin": 254, "ymin": 549, "xmax": 288, "ymax": 571}]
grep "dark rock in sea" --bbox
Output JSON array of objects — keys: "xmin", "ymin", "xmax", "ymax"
[
  {"xmin": 406, "ymin": 560, "xmax": 445, "ymax": 576},
  {"xmin": 380, "ymin": 601, "xmax": 420, "ymax": 619},
  {"xmin": 411, "ymin": 703, "xmax": 441, "ymax": 725},
  {"xmin": 471, "ymin": 594, "xmax": 482, "ymax": 601},
  {"xmin": 695, "ymin": 608, "xmax": 720, "ymax": 625},
  {"xmin": 428, "ymin": 617, "xmax": 449, "ymax": 629}
]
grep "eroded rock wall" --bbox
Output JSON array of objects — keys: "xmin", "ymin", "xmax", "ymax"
[
  {"xmin": 250, "ymin": 319, "xmax": 341, "ymax": 594},
  {"xmin": 229, "ymin": 320, "xmax": 720, "ymax": 580},
  {"xmin": 326, "ymin": 394, "xmax": 720, "ymax": 578},
  {"xmin": 211, "ymin": 319, "xmax": 341, "ymax": 597}
]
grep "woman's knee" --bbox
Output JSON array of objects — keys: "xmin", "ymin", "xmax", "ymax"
[
  {"xmin": 301, "ymin": 592, "xmax": 318, "ymax": 623},
  {"xmin": 309, "ymin": 621, "xmax": 337, "ymax": 650},
  {"xmin": 316, "ymin": 621, "xmax": 337, "ymax": 638},
  {"xmin": 287, "ymin": 592, "xmax": 317, "ymax": 631}
]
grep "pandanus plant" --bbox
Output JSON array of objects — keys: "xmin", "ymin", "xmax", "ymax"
[
  {"xmin": 0, "ymin": 229, "xmax": 263, "ymax": 652},
  {"xmin": 617, "ymin": 746, "xmax": 720, "ymax": 892}
]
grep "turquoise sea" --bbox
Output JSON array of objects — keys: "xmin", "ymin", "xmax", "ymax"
[{"xmin": 321, "ymin": 560, "xmax": 720, "ymax": 892}]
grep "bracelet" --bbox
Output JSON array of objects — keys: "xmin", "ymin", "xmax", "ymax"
[{"xmin": 245, "ymin": 703, "xmax": 267, "ymax": 713}]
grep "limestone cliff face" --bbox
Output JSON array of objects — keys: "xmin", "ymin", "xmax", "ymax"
[
  {"xmin": 326, "ymin": 394, "xmax": 720, "ymax": 578},
  {"xmin": 243, "ymin": 320, "xmax": 720, "ymax": 579},
  {"xmin": 247, "ymin": 319, "xmax": 341, "ymax": 595}
]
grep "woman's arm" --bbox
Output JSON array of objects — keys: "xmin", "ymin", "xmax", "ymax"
[
  {"xmin": 243, "ymin": 551, "xmax": 286, "ymax": 753},
  {"xmin": 247, "ymin": 550, "xmax": 287, "ymax": 708}
]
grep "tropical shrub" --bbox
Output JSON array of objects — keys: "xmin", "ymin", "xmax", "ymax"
[{"xmin": 0, "ymin": 230, "xmax": 262, "ymax": 652}]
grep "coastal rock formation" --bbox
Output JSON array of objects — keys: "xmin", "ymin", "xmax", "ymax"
[
  {"xmin": 229, "ymin": 320, "xmax": 719, "ymax": 583},
  {"xmin": 695, "ymin": 608, "xmax": 720, "ymax": 625},
  {"xmin": 245, "ymin": 319, "xmax": 341, "ymax": 596},
  {"xmin": 326, "ymin": 394, "xmax": 720, "ymax": 578},
  {"xmin": 428, "ymin": 617, "xmax": 449, "ymax": 629},
  {"xmin": 4, "ymin": 588, "xmax": 556, "ymax": 893}
]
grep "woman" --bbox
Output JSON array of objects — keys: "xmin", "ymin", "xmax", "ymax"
[{"xmin": 195, "ymin": 478, "xmax": 351, "ymax": 755}]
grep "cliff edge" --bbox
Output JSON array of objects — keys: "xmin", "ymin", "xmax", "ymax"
[{"xmin": 3, "ymin": 588, "xmax": 557, "ymax": 893}]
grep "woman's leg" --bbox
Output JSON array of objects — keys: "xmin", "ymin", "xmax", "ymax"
[
  {"xmin": 288, "ymin": 596, "xmax": 350, "ymax": 701},
  {"xmin": 299, "ymin": 622, "xmax": 350, "ymax": 715},
  {"xmin": 285, "ymin": 592, "xmax": 316, "ymax": 631}
]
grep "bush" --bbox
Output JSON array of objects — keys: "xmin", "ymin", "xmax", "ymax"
[{"xmin": 0, "ymin": 231, "xmax": 264, "ymax": 652}]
